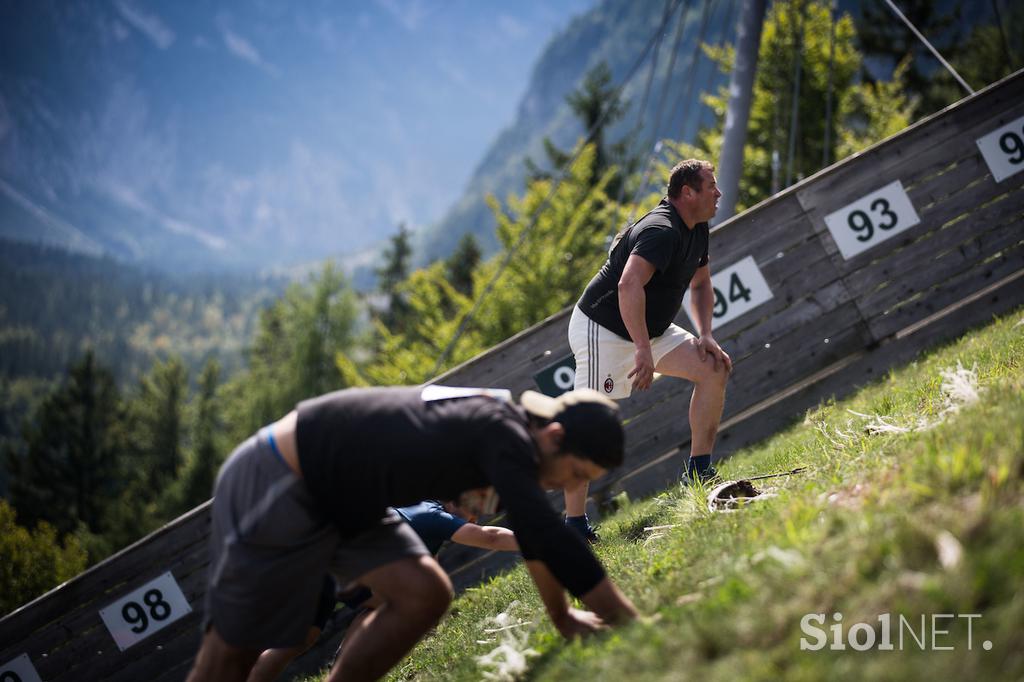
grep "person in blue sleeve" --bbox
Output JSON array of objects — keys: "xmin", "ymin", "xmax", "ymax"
[
  {"xmin": 187, "ymin": 386, "xmax": 638, "ymax": 682},
  {"xmin": 246, "ymin": 499, "xmax": 518, "ymax": 682}
]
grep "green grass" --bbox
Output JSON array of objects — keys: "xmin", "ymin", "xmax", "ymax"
[{"xmin": 320, "ymin": 307, "xmax": 1024, "ymax": 681}]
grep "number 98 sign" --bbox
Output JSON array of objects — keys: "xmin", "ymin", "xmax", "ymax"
[
  {"xmin": 99, "ymin": 572, "xmax": 192, "ymax": 650},
  {"xmin": 0, "ymin": 654, "xmax": 42, "ymax": 682},
  {"xmin": 823, "ymin": 180, "xmax": 921, "ymax": 260}
]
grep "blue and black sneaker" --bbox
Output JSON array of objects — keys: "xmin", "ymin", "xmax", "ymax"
[
  {"xmin": 683, "ymin": 454, "xmax": 719, "ymax": 485},
  {"xmin": 565, "ymin": 514, "xmax": 601, "ymax": 544}
]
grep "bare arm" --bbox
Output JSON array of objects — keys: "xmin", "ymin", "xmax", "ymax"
[
  {"xmin": 525, "ymin": 561, "xmax": 637, "ymax": 639},
  {"xmin": 688, "ymin": 265, "xmax": 732, "ymax": 373},
  {"xmin": 618, "ymin": 254, "xmax": 657, "ymax": 390},
  {"xmin": 450, "ymin": 523, "xmax": 519, "ymax": 552}
]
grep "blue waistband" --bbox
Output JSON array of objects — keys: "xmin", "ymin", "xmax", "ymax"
[{"xmin": 261, "ymin": 426, "xmax": 287, "ymax": 468}]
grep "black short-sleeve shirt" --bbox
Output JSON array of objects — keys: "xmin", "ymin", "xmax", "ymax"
[
  {"xmin": 577, "ymin": 198, "xmax": 709, "ymax": 340},
  {"xmin": 295, "ymin": 386, "xmax": 605, "ymax": 597}
]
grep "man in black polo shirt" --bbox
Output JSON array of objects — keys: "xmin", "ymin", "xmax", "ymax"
[
  {"xmin": 187, "ymin": 386, "xmax": 638, "ymax": 682},
  {"xmin": 563, "ymin": 159, "xmax": 732, "ymax": 540}
]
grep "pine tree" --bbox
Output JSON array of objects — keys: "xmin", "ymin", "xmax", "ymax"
[
  {"xmin": 5, "ymin": 351, "xmax": 132, "ymax": 536},
  {"xmin": 446, "ymin": 233, "xmax": 482, "ymax": 298},
  {"xmin": 133, "ymin": 356, "xmax": 188, "ymax": 490},
  {"xmin": 525, "ymin": 61, "xmax": 637, "ymax": 197},
  {"xmin": 376, "ymin": 224, "xmax": 414, "ymax": 332},
  {"xmin": 691, "ymin": 0, "xmax": 896, "ymax": 211},
  {"xmin": 223, "ymin": 263, "xmax": 358, "ymax": 444},
  {"xmin": 174, "ymin": 359, "xmax": 223, "ymax": 512},
  {"xmin": 854, "ymin": 0, "xmax": 964, "ymax": 115}
]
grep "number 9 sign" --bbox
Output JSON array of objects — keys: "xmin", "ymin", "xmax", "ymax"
[
  {"xmin": 823, "ymin": 180, "xmax": 921, "ymax": 260},
  {"xmin": 683, "ymin": 256, "xmax": 773, "ymax": 329},
  {"xmin": 976, "ymin": 114, "xmax": 1024, "ymax": 183},
  {"xmin": 0, "ymin": 654, "xmax": 42, "ymax": 682}
]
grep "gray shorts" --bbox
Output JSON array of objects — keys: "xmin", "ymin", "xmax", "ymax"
[{"xmin": 204, "ymin": 429, "xmax": 429, "ymax": 649}]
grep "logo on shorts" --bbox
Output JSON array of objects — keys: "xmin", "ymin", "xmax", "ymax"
[{"xmin": 603, "ymin": 376, "xmax": 614, "ymax": 393}]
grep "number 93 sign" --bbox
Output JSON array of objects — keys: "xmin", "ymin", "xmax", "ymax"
[
  {"xmin": 823, "ymin": 180, "xmax": 921, "ymax": 260},
  {"xmin": 99, "ymin": 572, "xmax": 192, "ymax": 650}
]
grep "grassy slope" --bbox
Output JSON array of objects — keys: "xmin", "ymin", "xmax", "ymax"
[{"xmin": 318, "ymin": 306, "xmax": 1024, "ymax": 681}]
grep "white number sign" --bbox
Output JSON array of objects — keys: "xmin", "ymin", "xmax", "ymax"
[
  {"xmin": 99, "ymin": 572, "xmax": 192, "ymax": 651},
  {"xmin": 683, "ymin": 255, "xmax": 773, "ymax": 329},
  {"xmin": 0, "ymin": 654, "xmax": 42, "ymax": 682},
  {"xmin": 823, "ymin": 180, "xmax": 921, "ymax": 260},
  {"xmin": 976, "ymin": 114, "xmax": 1024, "ymax": 183}
]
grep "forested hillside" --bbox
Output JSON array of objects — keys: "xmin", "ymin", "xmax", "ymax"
[
  {"xmin": 415, "ymin": 0, "xmax": 737, "ymax": 262},
  {"xmin": 2, "ymin": 0, "xmax": 1021, "ymax": 622},
  {"xmin": 415, "ymin": 0, "xmax": 1022, "ymax": 264},
  {"xmin": 0, "ymin": 240, "xmax": 283, "ymax": 383},
  {"xmin": 0, "ymin": 240, "xmax": 285, "ymax": 494}
]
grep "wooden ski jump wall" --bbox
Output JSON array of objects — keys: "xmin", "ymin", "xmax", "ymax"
[{"xmin": 2, "ymin": 69, "xmax": 1023, "ymax": 682}]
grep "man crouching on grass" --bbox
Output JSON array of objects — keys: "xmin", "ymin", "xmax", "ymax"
[{"xmin": 186, "ymin": 386, "xmax": 638, "ymax": 682}]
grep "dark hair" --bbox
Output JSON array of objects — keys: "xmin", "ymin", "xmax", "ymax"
[
  {"xmin": 666, "ymin": 159, "xmax": 714, "ymax": 198},
  {"xmin": 554, "ymin": 402, "xmax": 625, "ymax": 469}
]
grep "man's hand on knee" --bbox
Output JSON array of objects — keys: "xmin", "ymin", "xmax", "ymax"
[{"xmin": 697, "ymin": 334, "xmax": 732, "ymax": 374}]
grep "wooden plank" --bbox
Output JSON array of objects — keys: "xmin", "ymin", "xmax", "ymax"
[
  {"xmin": 430, "ymin": 308, "xmax": 571, "ymax": 387},
  {"xmin": 687, "ymin": 242, "xmax": 846, "ymax": 346},
  {"xmin": 607, "ymin": 304, "xmax": 870, "ymax": 489},
  {"xmin": 847, "ymin": 188, "xmax": 1024, "ymax": 318},
  {"xmin": 47, "ymin": 612, "xmax": 201, "ymax": 682},
  {"xmin": 847, "ymin": 214, "xmax": 1024, "ymax": 333},
  {"xmin": 711, "ymin": 194, "xmax": 814, "ymax": 266},
  {"xmin": 841, "ymin": 180, "xmax": 1024, "ymax": 303},
  {"xmin": 6, "ymin": 534, "xmax": 209, "ymax": 677},
  {"xmin": 867, "ymin": 242, "xmax": 1024, "ymax": 340},
  {"xmin": 794, "ymin": 73, "xmax": 1024, "ymax": 215},
  {"xmin": 0, "ymin": 503, "xmax": 210, "ymax": 646},
  {"xmin": 618, "ymin": 278, "xmax": 861, "ymax": 426},
  {"xmin": 600, "ymin": 263, "xmax": 1024, "ymax": 505}
]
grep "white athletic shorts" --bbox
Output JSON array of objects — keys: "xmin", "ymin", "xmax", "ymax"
[{"xmin": 568, "ymin": 305, "xmax": 693, "ymax": 399}]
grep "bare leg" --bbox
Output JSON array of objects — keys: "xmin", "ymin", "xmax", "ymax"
[
  {"xmin": 655, "ymin": 338, "xmax": 728, "ymax": 456},
  {"xmin": 563, "ymin": 480, "xmax": 589, "ymax": 517},
  {"xmin": 186, "ymin": 626, "xmax": 261, "ymax": 682},
  {"xmin": 246, "ymin": 626, "xmax": 321, "ymax": 682},
  {"xmin": 327, "ymin": 555, "xmax": 452, "ymax": 682}
]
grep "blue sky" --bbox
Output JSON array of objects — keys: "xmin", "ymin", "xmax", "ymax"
[{"xmin": 0, "ymin": 0, "xmax": 591, "ymax": 269}]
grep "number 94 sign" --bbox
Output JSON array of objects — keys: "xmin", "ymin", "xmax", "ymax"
[{"xmin": 683, "ymin": 256, "xmax": 773, "ymax": 329}]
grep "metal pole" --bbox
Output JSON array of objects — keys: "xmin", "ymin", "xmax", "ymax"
[
  {"xmin": 713, "ymin": 0, "xmax": 768, "ymax": 224},
  {"xmin": 822, "ymin": 0, "xmax": 836, "ymax": 168},
  {"xmin": 785, "ymin": 0, "xmax": 804, "ymax": 188}
]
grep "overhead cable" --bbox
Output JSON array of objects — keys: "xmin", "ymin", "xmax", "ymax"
[
  {"xmin": 430, "ymin": 0, "xmax": 687, "ymax": 377},
  {"xmin": 882, "ymin": 0, "xmax": 974, "ymax": 95}
]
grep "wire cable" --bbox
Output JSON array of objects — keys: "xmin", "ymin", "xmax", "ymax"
[
  {"xmin": 612, "ymin": 0, "xmax": 680, "ymax": 207},
  {"xmin": 621, "ymin": 0, "xmax": 698, "ymax": 228},
  {"xmin": 621, "ymin": 0, "xmax": 714, "ymax": 232},
  {"xmin": 669, "ymin": 0, "xmax": 716, "ymax": 143},
  {"xmin": 430, "ymin": 0, "xmax": 687, "ymax": 377},
  {"xmin": 882, "ymin": 0, "xmax": 974, "ymax": 95}
]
